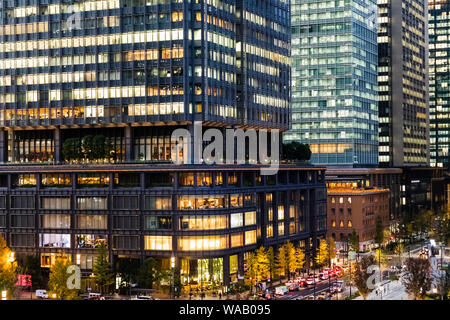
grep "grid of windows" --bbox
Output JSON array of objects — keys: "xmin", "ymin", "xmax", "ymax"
[{"xmin": 286, "ymin": 0, "xmax": 379, "ymax": 166}]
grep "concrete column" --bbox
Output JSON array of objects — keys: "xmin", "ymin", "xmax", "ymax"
[
  {"xmin": 54, "ymin": 126, "xmax": 61, "ymax": 164},
  {"xmin": 125, "ymin": 125, "xmax": 133, "ymax": 162}
]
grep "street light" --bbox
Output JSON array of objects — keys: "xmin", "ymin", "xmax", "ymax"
[{"xmin": 1, "ymin": 289, "xmax": 7, "ymax": 301}]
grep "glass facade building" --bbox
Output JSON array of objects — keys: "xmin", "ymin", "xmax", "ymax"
[
  {"xmin": 285, "ymin": 0, "xmax": 379, "ymax": 167},
  {"xmin": 429, "ymin": 0, "xmax": 450, "ymax": 168},
  {"xmin": 0, "ymin": 0, "xmax": 327, "ymax": 291},
  {"xmin": 378, "ymin": 0, "xmax": 429, "ymax": 167}
]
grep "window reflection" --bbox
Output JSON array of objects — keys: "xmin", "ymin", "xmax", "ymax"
[{"xmin": 76, "ymin": 234, "xmax": 107, "ymax": 248}]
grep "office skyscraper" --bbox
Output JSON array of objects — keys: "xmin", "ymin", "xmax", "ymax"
[
  {"xmin": 0, "ymin": 0, "xmax": 327, "ymax": 291},
  {"xmin": 429, "ymin": 0, "xmax": 450, "ymax": 168},
  {"xmin": 285, "ymin": 0, "xmax": 379, "ymax": 167},
  {"xmin": 378, "ymin": 0, "xmax": 429, "ymax": 167}
]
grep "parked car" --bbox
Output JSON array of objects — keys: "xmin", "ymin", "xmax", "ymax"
[{"xmin": 35, "ymin": 290, "xmax": 48, "ymax": 299}]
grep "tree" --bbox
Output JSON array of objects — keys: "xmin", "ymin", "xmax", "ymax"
[
  {"xmin": 316, "ymin": 239, "xmax": 329, "ymax": 267},
  {"xmin": 348, "ymin": 230, "xmax": 360, "ymax": 252},
  {"xmin": 430, "ymin": 210, "xmax": 450, "ymax": 246},
  {"xmin": 254, "ymin": 246, "xmax": 270, "ymax": 283},
  {"xmin": 295, "ymin": 247, "xmax": 306, "ymax": 274},
  {"xmin": 353, "ymin": 255, "xmax": 377, "ymax": 300},
  {"xmin": 92, "ymin": 243, "xmax": 114, "ymax": 295},
  {"xmin": 62, "ymin": 138, "xmax": 82, "ymax": 162},
  {"xmin": 19, "ymin": 255, "xmax": 43, "ymax": 289},
  {"xmin": 245, "ymin": 252, "xmax": 257, "ymax": 288},
  {"xmin": 92, "ymin": 135, "xmax": 106, "ymax": 160},
  {"xmin": 375, "ymin": 216, "xmax": 385, "ymax": 246},
  {"xmin": 396, "ymin": 243, "xmax": 405, "ymax": 265},
  {"xmin": 328, "ymin": 237, "xmax": 337, "ymax": 266},
  {"xmin": 117, "ymin": 258, "xmax": 140, "ymax": 289},
  {"xmin": 0, "ymin": 234, "xmax": 17, "ymax": 299},
  {"xmin": 275, "ymin": 245, "xmax": 287, "ymax": 278},
  {"xmin": 282, "ymin": 142, "xmax": 312, "ymax": 161},
  {"xmin": 286, "ymin": 242, "xmax": 298, "ymax": 276},
  {"xmin": 81, "ymin": 135, "xmax": 94, "ymax": 160},
  {"xmin": 48, "ymin": 258, "xmax": 79, "ymax": 300},
  {"xmin": 137, "ymin": 257, "xmax": 161, "ymax": 289},
  {"xmin": 402, "ymin": 257, "xmax": 433, "ymax": 300},
  {"xmin": 267, "ymin": 247, "xmax": 275, "ymax": 281},
  {"xmin": 375, "ymin": 248, "xmax": 388, "ymax": 270}
]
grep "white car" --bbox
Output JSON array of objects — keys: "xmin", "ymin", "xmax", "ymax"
[{"xmin": 35, "ymin": 290, "xmax": 49, "ymax": 299}]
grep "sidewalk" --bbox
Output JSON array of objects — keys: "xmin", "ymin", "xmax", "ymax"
[{"xmin": 354, "ymin": 280, "xmax": 409, "ymax": 300}]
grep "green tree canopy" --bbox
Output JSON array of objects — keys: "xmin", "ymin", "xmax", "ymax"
[
  {"xmin": 282, "ymin": 142, "xmax": 312, "ymax": 161},
  {"xmin": 62, "ymin": 138, "xmax": 82, "ymax": 162},
  {"xmin": 137, "ymin": 257, "xmax": 162, "ymax": 289},
  {"xmin": 348, "ymin": 230, "xmax": 360, "ymax": 253},
  {"xmin": 375, "ymin": 216, "xmax": 385, "ymax": 245},
  {"xmin": 92, "ymin": 243, "xmax": 114, "ymax": 294}
]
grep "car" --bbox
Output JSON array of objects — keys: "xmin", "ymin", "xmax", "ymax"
[
  {"xmin": 319, "ymin": 273, "xmax": 329, "ymax": 280},
  {"xmin": 332, "ymin": 281, "xmax": 344, "ymax": 293},
  {"xmin": 303, "ymin": 295, "xmax": 315, "ymax": 300},
  {"xmin": 35, "ymin": 290, "xmax": 48, "ymax": 299},
  {"xmin": 285, "ymin": 281, "xmax": 299, "ymax": 291},
  {"xmin": 131, "ymin": 295, "xmax": 156, "ymax": 300},
  {"xmin": 306, "ymin": 277, "xmax": 314, "ymax": 285}
]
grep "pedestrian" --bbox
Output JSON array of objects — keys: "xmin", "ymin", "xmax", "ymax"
[{"xmin": 219, "ymin": 292, "xmax": 222, "ymax": 299}]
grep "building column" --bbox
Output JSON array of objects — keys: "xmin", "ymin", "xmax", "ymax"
[
  {"xmin": 54, "ymin": 126, "xmax": 61, "ymax": 164},
  {"xmin": 238, "ymin": 252, "xmax": 245, "ymax": 284},
  {"xmin": 223, "ymin": 254, "xmax": 230, "ymax": 288},
  {"xmin": 125, "ymin": 125, "xmax": 133, "ymax": 162},
  {"xmin": 0, "ymin": 130, "xmax": 6, "ymax": 163},
  {"xmin": 7, "ymin": 129, "xmax": 14, "ymax": 163}
]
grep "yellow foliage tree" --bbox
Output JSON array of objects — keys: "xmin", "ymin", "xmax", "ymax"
[
  {"xmin": 48, "ymin": 257, "xmax": 80, "ymax": 300},
  {"xmin": 255, "ymin": 246, "xmax": 270, "ymax": 282},
  {"xmin": 316, "ymin": 239, "xmax": 329, "ymax": 266},
  {"xmin": 0, "ymin": 234, "xmax": 17, "ymax": 299}
]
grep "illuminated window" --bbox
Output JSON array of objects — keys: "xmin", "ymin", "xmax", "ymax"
[
  {"xmin": 266, "ymin": 224, "xmax": 273, "ymax": 238},
  {"xmin": 278, "ymin": 222, "xmax": 285, "ymax": 236},
  {"xmin": 278, "ymin": 205, "xmax": 285, "ymax": 220},
  {"xmin": 144, "ymin": 236, "xmax": 172, "ymax": 251},
  {"xmin": 245, "ymin": 211, "xmax": 256, "ymax": 226},
  {"xmin": 178, "ymin": 235, "xmax": 228, "ymax": 251},
  {"xmin": 245, "ymin": 230, "xmax": 257, "ymax": 245},
  {"xmin": 230, "ymin": 233, "xmax": 243, "ymax": 247}
]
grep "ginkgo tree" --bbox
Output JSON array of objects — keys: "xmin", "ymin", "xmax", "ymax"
[{"xmin": 0, "ymin": 234, "xmax": 17, "ymax": 299}]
